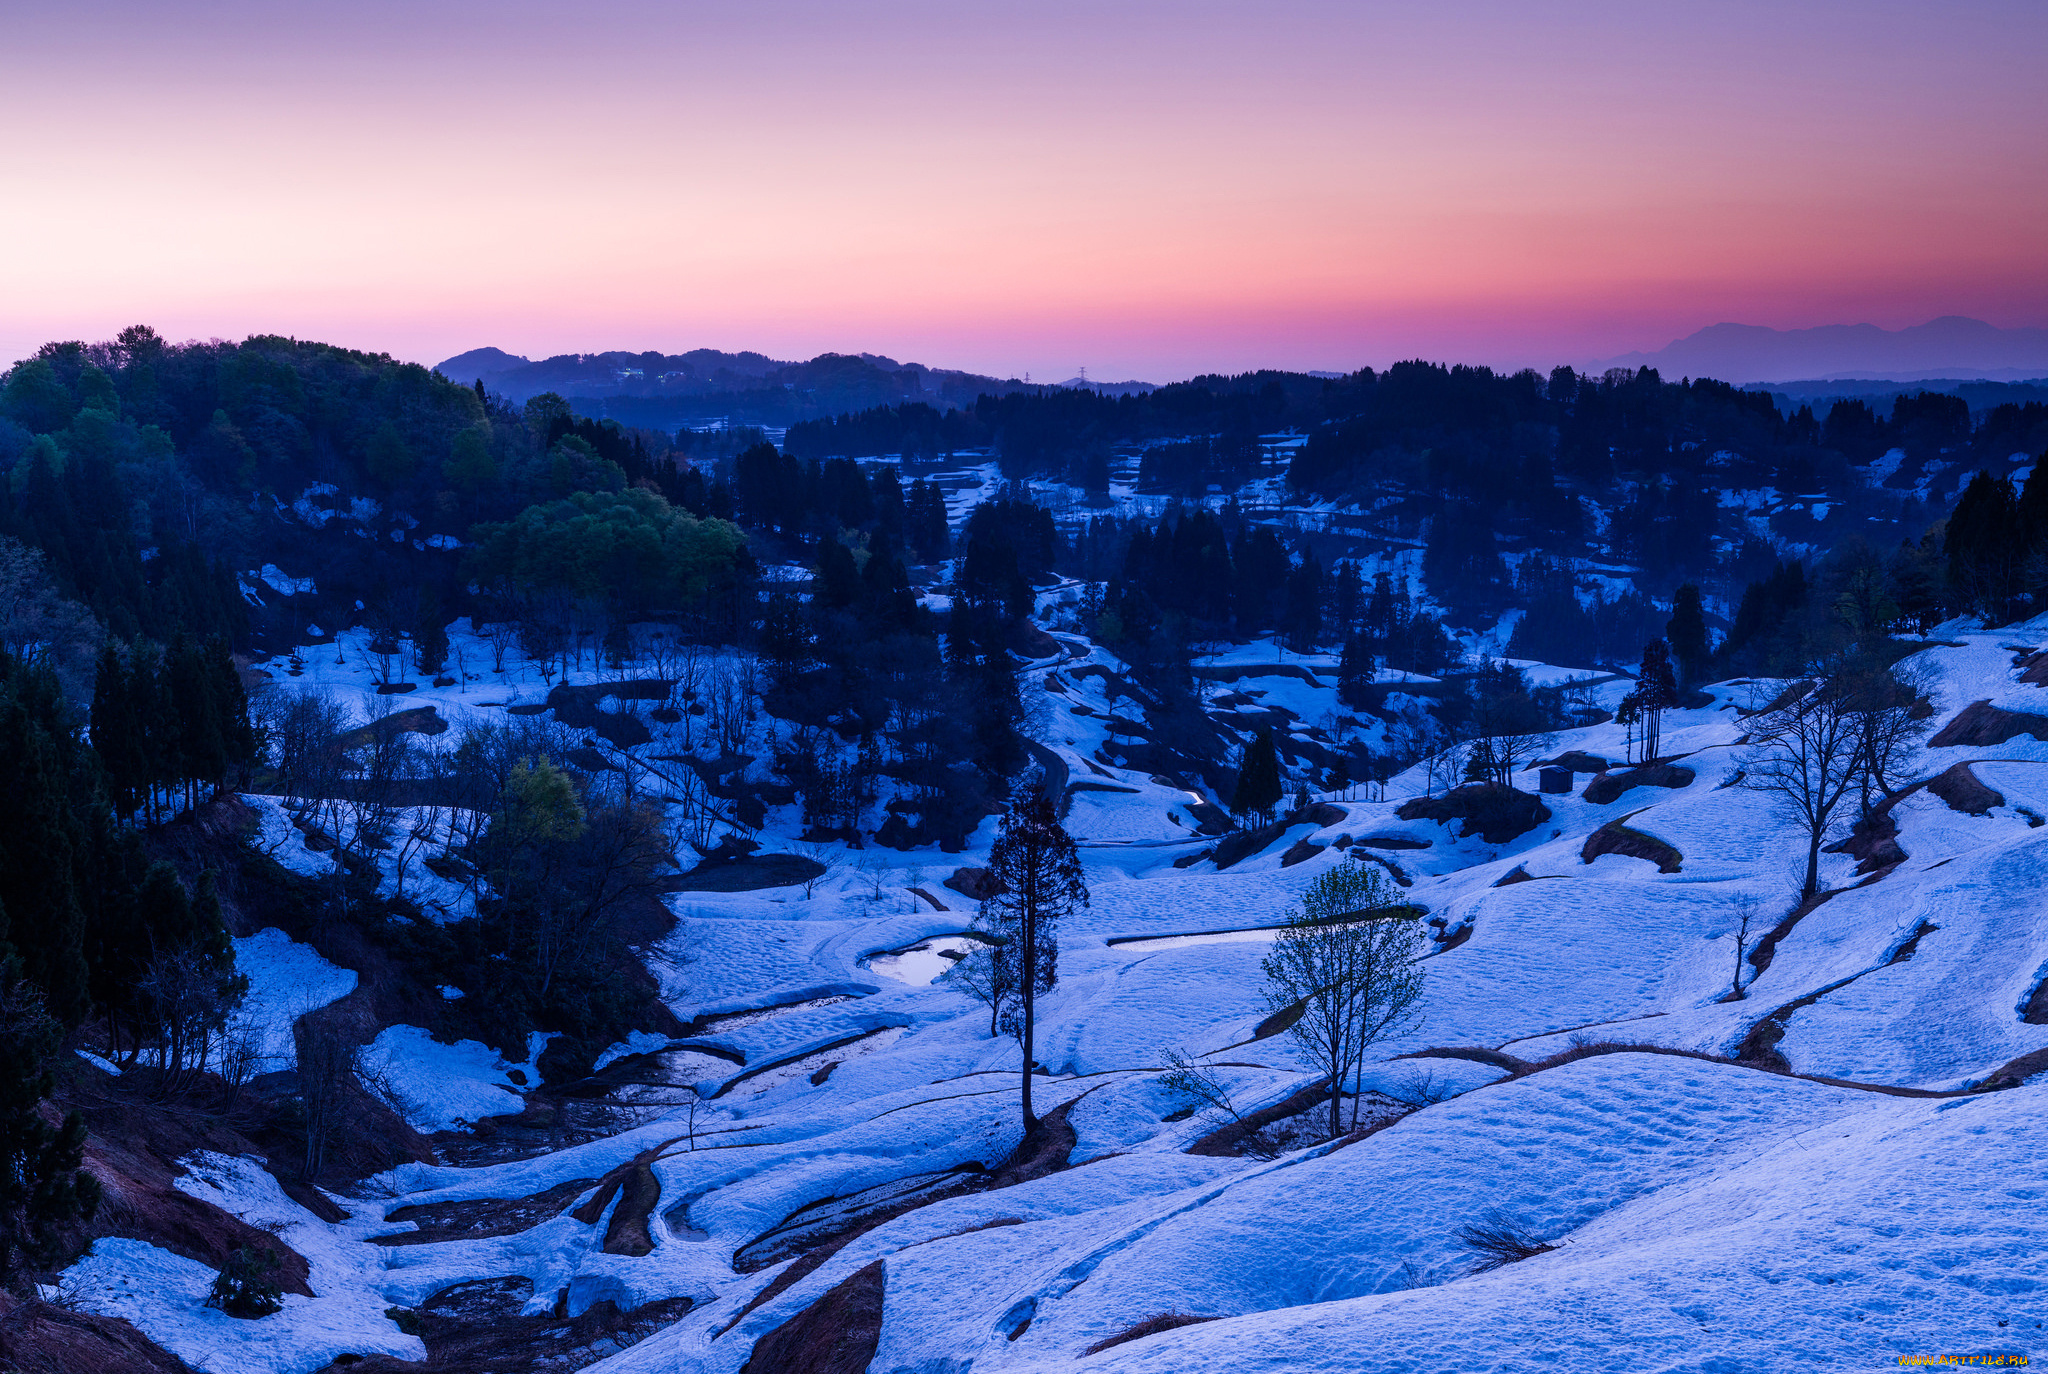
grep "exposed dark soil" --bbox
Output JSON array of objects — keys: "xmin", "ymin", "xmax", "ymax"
[
  {"xmin": 737, "ymin": 1260, "xmax": 885, "ymax": 1374},
  {"xmin": 1396, "ymin": 785, "xmax": 1551, "ymax": 845},
  {"xmin": 1926, "ymin": 761, "xmax": 2005, "ymax": 815},
  {"xmin": 1579, "ymin": 817, "xmax": 1682, "ymax": 873},
  {"xmin": 1081, "ymin": 1311, "xmax": 1222, "ymax": 1356},
  {"xmin": 1746, "ymin": 887, "xmax": 1846, "ymax": 978},
  {"xmin": 63, "ymin": 1068, "xmax": 319, "ymax": 1297},
  {"xmin": 339, "ymin": 705, "xmax": 449, "ymax": 750},
  {"xmin": 1356, "ymin": 834, "xmax": 1431, "ymax": 850},
  {"xmin": 1251, "ymin": 998, "xmax": 1307, "ymax": 1040},
  {"xmin": 376, "ymin": 1177, "xmax": 600, "ymax": 1247},
  {"xmin": 1536, "ymin": 750, "xmax": 1612, "ymax": 774},
  {"xmin": 1581, "ymin": 763, "xmax": 1696, "ymax": 806},
  {"xmin": 944, "ymin": 866, "xmax": 998, "ymax": 900},
  {"xmin": 1826, "ymin": 813, "xmax": 1907, "ymax": 874},
  {"xmin": 0, "ymin": 1292, "xmax": 194, "ymax": 1373},
  {"xmin": 1737, "ymin": 972, "xmax": 1873, "ymax": 1071},
  {"xmin": 1929, "ymin": 699, "xmax": 2048, "ymax": 748},
  {"xmin": 1279, "ymin": 838, "xmax": 1325, "ymax": 867},
  {"xmin": 719, "ymin": 1099, "xmax": 1084, "ymax": 1341},
  {"xmin": 570, "ymin": 1135, "xmax": 693, "ymax": 1257},
  {"xmin": 333, "ymin": 1278, "xmax": 692, "ymax": 1374},
  {"xmin": 666, "ymin": 853, "xmax": 826, "ymax": 893},
  {"xmin": 1185, "ymin": 1078, "xmax": 1332, "ymax": 1157},
  {"xmin": 1210, "ymin": 820, "xmax": 1289, "ymax": 871},
  {"xmin": 1744, "ymin": 679, "xmax": 1816, "ymax": 716},
  {"xmin": 2023, "ymin": 973, "xmax": 2048, "ymax": 1025}
]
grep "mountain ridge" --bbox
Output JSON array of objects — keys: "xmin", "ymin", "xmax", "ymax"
[{"xmin": 1594, "ymin": 315, "xmax": 2048, "ymax": 384}]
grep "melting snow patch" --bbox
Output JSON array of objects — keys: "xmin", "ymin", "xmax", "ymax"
[
  {"xmin": 63, "ymin": 1152, "xmax": 421, "ymax": 1373},
  {"xmin": 258, "ymin": 564, "xmax": 316, "ymax": 597},
  {"xmin": 231, "ymin": 928, "xmax": 357, "ymax": 1072},
  {"xmin": 359, "ymin": 1026, "xmax": 552, "ymax": 1133},
  {"xmin": 242, "ymin": 794, "xmax": 338, "ymax": 879},
  {"xmin": 865, "ymin": 936, "xmax": 981, "ymax": 985},
  {"xmin": 593, "ymin": 1028, "xmax": 674, "ymax": 1071}
]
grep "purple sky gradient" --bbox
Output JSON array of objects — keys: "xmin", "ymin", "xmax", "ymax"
[{"xmin": 2, "ymin": 1, "xmax": 2043, "ymax": 379}]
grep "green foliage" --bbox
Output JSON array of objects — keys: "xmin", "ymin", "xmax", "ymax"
[
  {"xmin": 468, "ymin": 487, "xmax": 745, "ymax": 613},
  {"xmin": 492, "ymin": 758, "xmax": 586, "ymax": 849},
  {"xmin": 205, "ymin": 1246, "xmax": 284, "ymax": 1319},
  {"xmin": 1299, "ymin": 861, "xmax": 1396, "ymax": 924},
  {"xmin": 444, "ymin": 423, "xmax": 497, "ymax": 496},
  {"xmin": 1, "ymin": 359, "xmax": 76, "ymax": 435},
  {"xmin": 365, "ymin": 419, "xmax": 414, "ymax": 486}
]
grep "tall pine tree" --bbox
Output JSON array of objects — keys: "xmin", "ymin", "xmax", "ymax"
[{"xmin": 1232, "ymin": 729, "xmax": 1283, "ymax": 826}]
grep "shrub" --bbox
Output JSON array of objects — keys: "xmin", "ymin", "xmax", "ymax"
[
  {"xmin": 206, "ymin": 1246, "xmax": 284, "ymax": 1318},
  {"xmin": 1457, "ymin": 1210, "xmax": 1557, "ymax": 1272}
]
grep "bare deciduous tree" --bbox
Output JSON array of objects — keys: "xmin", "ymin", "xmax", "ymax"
[
  {"xmin": 1260, "ymin": 863, "xmax": 1426, "ymax": 1139},
  {"xmin": 1157, "ymin": 1049, "xmax": 1274, "ymax": 1158},
  {"xmin": 1726, "ymin": 894, "xmax": 1760, "ymax": 1000},
  {"xmin": 1738, "ymin": 676, "xmax": 1862, "ymax": 900}
]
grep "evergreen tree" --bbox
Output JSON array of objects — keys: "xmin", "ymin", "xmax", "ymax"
[
  {"xmin": 166, "ymin": 635, "xmax": 224, "ymax": 809},
  {"xmin": 92, "ymin": 644, "xmax": 147, "ymax": 820},
  {"xmin": 0, "ymin": 952, "xmax": 101, "ymax": 1292},
  {"xmin": 1945, "ymin": 470, "xmax": 2022, "ymax": 619},
  {"xmin": 1666, "ymin": 585, "xmax": 1711, "ymax": 686},
  {"xmin": 1329, "ymin": 559, "xmax": 1364, "ymax": 640},
  {"xmin": 2018, "ymin": 455, "xmax": 2048, "ymax": 587},
  {"xmin": 907, "ymin": 480, "xmax": 951, "ymax": 563},
  {"xmin": 980, "ymin": 789, "xmax": 1088, "ymax": 1130},
  {"xmin": 1337, "ymin": 633, "xmax": 1375, "ymax": 708},
  {"xmin": 205, "ymin": 636, "xmax": 257, "ymax": 780},
  {"xmin": 0, "ymin": 653, "xmax": 89, "ymax": 1026},
  {"xmin": 1622, "ymin": 639, "xmax": 1680, "ymax": 762},
  {"xmin": 946, "ymin": 599, "xmax": 1023, "ymax": 776},
  {"xmin": 1283, "ymin": 554, "xmax": 1324, "ymax": 652},
  {"xmin": 1232, "ymin": 729, "xmax": 1283, "ymax": 826},
  {"xmin": 78, "ymin": 816, "xmax": 149, "ymax": 1058}
]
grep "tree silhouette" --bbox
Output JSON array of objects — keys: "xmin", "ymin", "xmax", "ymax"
[
  {"xmin": 981, "ymin": 788, "xmax": 1088, "ymax": 1129},
  {"xmin": 1232, "ymin": 729, "xmax": 1283, "ymax": 826}
]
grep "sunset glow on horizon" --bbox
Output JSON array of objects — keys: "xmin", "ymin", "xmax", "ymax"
[{"xmin": 4, "ymin": 0, "xmax": 2044, "ymax": 380}]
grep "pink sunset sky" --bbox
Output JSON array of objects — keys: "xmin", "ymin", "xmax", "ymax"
[{"xmin": 2, "ymin": 0, "xmax": 2044, "ymax": 380}]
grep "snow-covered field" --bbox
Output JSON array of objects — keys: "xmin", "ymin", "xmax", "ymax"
[{"xmin": 62, "ymin": 611, "xmax": 2048, "ymax": 1372}]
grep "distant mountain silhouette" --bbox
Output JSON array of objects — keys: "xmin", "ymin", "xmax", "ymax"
[
  {"xmin": 433, "ymin": 346, "xmax": 1049, "ymax": 428},
  {"xmin": 1593, "ymin": 316, "xmax": 2048, "ymax": 384}
]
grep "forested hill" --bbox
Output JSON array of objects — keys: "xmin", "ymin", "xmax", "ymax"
[
  {"xmin": 435, "ymin": 345, "xmax": 1034, "ymax": 430},
  {"xmin": 0, "ymin": 329, "xmax": 751, "ymax": 683}
]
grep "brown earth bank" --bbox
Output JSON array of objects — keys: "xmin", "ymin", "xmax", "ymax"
[
  {"xmin": 1581, "ymin": 763, "xmax": 1696, "ymax": 806},
  {"xmin": 1396, "ymin": 785, "xmax": 1551, "ymax": 845},
  {"xmin": 0, "ymin": 1292, "xmax": 194, "ymax": 1373},
  {"xmin": 1925, "ymin": 761, "xmax": 2005, "ymax": 815},
  {"xmin": 1928, "ymin": 699, "xmax": 2048, "ymax": 747},
  {"xmin": 738, "ymin": 1260, "xmax": 885, "ymax": 1374},
  {"xmin": 1579, "ymin": 817, "xmax": 1683, "ymax": 873}
]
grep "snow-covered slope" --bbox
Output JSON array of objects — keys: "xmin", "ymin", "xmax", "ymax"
[{"xmin": 63, "ymin": 616, "xmax": 2048, "ymax": 1372}]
